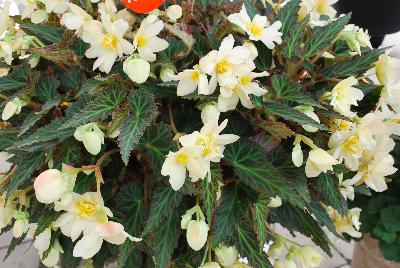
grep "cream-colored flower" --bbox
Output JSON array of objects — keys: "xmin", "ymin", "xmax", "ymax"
[
  {"xmin": 295, "ymin": 245, "xmax": 323, "ymax": 268},
  {"xmin": 74, "ymin": 123, "xmax": 105, "ymax": 155},
  {"xmin": 0, "ymin": 192, "xmax": 15, "ymax": 229},
  {"xmin": 295, "ymin": 105, "xmax": 320, "ymax": 133},
  {"xmin": 351, "ymin": 135, "xmax": 397, "ymax": 192},
  {"xmin": 268, "ymin": 196, "xmax": 282, "ymax": 208},
  {"xmin": 41, "ymin": 240, "xmax": 63, "ymax": 267},
  {"xmin": 0, "ymin": 40, "xmax": 13, "ymax": 65},
  {"xmin": 13, "ymin": 211, "xmax": 29, "ymax": 238},
  {"xmin": 2, "ymin": 97, "xmax": 28, "ymax": 120},
  {"xmin": 14, "ymin": 0, "xmax": 48, "ymax": 24},
  {"xmin": 215, "ymin": 244, "xmax": 238, "ymax": 268},
  {"xmin": 201, "ymin": 104, "xmax": 220, "ymax": 125},
  {"xmin": 218, "ymin": 67, "xmax": 268, "ymax": 112},
  {"xmin": 166, "ymin": 5, "xmax": 183, "ymax": 22},
  {"xmin": 379, "ymin": 82, "xmax": 400, "ymax": 113},
  {"xmin": 160, "ymin": 66, "xmax": 175, "ymax": 83},
  {"xmin": 199, "ymin": 34, "xmax": 252, "ymax": 90},
  {"xmin": 340, "ymin": 24, "xmax": 372, "ymax": 55},
  {"xmin": 0, "ymin": 1, "xmax": 11, "ymax": 36},
  {"xmin": 330, "ymin": 76, "xmax": 364, "ymax": 118},
  {"xmin": 328, "ymin": 129, "xmax": 363, "ymax": 171},
  {"xmin": 228, "ymin": 5, "xmax": 282, "ymax": 49},
  {"xmin": 375, "ymin": 54, "xmax": 400, "ymax": 86},
  {"xmin": 186, "ymin": 220, "xmax": 209, "ymax": 251},
  {"xmin": 82, "ymin": 19, "xmax": 135, "ymax": 73},
  {"xmin": 338, "ymin": 173, "xmax": 355, "ymax": 201},
  {"xmin": 174, "ymin": 65, "xmax": 210, "ymax": 96},
  {"xmin": 161, "ymin": 146, "xmax": 209, "ymax": 191},
  {"xmin": 60, "ymin": 4, "xmax": 93, "ymax": 36},
  {"xmin": 300, "ymin": 0, "xmax": 338, "ymax": 26},
  {"xmin": 27, "ymin": 224, "xmax": 52, "ymax": 254},
  {"xmin": 98, "ymin": 0, "xmax": 135, "ymax": 25},
  {"xmin": 327, "ymin": 206, "xmax": 362, "ymax": 238},
  {"xmin": 123, "ymin": 55, "xmax": 150, "ymax": 84},
  {"xmin": 34, "ymin": 165, "xmax": 78, "ymax": 204},
  {"xmin": 133, "ymin": 18, "xmax": 169, "ymax": 62},
  {"xmin": 292, "ymin": 142, "xmax": 304, "ymax": 168},
  {"xmin": 42, "ymin": 0, "xmax": 69, "ymax": 14},
  {"xmin": 305, "ymin": 148, "xmax": 339, "ymax": 178}
]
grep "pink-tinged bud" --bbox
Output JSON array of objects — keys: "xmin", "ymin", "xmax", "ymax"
[
  {"xmin": 186, "ymin": 220, "xmax": 208, "ymax": 251},
  {"xmin": 34, "ymin": 169, "xmax": 68, "ymax": 204}
]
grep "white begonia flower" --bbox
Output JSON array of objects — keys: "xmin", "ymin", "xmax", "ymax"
[
  {"xmin": 41, "ymin": 240, "xmax": 63, "ymax": 267},
  {"xmin": 133, "ymin": 18, "xmax": 169, "ymax": 62},
  {"xmin": 166, "ymin": 5, "xmax": 183, "ymax": 22},
  {"xmin": 228, "ymin": 5, "xmax": 282, "ymax": 49},
  {"xmin": 351, "ymin": 135, "xmax": 397, "ymax": 192},
  {"xmin": 60, "ymin": 4, "xmax": 93, "ymax": 37},
  {"xmin": 375, "ymin": 54, "xmax": 400, "ymax": 86},
  {"xmin": 292, "ymin": 142, "xmax": 304, "ymax": 168},
  {"xmin": 295, "ymin": 105, "xmax": 320, "ymax": 133},
  {"xmin": 34, "ymin": 165, "xmax": 78, "ymax": 204},
  {"xmin": 215, "ymin": 244, "xmax": 238, "ymax": 268},
  {"xmin": 273, "ymin": 260, "xmax": 285, "ymax": 268},
  {"xmin": 186, "ymin": 219, "xmax": 209, "ymax": 251},
  {"xmin": 300, "ymin": 0, "xmax": 338, "ymax": 26},
  {"xmin": 74, "ymin": 123, "xmax": 105, "ymax": 155},
  {"xmin": 199, "ymin": 34, "xmax": 252, "ymax": 90},
  {"xmin": 326, "ymin": 206, "xmax": 362, "ymax": 238},
  {"xmin": 160, "ymin": 66, "xmax": 175, "ymax": 83},
  {"xmin": 13, "ymin": 211, "xmax": 29, "ymax": 238},
  {"xmin": 123, "ymin": 54, "xmax": 150, "ymax": 84},
  {"xmin": 161, "ymin": 146, "xmax": 209, "ymax": 191},
  {"xmin": 284, "ymin": 258, "xmax": 298, "ymax": 268},
  {"xmin": 73, "ymin": 221, "xmax": 141, "ymax": 259},
  {"xmin": 200, "ymin": 262, "xmax": 221, "ymax": 268},
  {"xmin": 267, "ymin": 240, "xmax": 284, "ymax": 259},
  {"xmin": 42, "ymin": 0, "xmax": 69, "ymax": 14},
  {"xmin": 305, "ymin": 148, "xmax": 339, "ymax": 178},
  {"xmin": 218, "ymin": 67, "xmax": 268, "ymax": 112},
  {"xmin": 337, "ymin": 173, "xmax": 355, "ymax": 201},
  {"xmin": 296, "ymin": 245, "xmax": 324, "ymax": 268},
  {"xmin": 268, "ymin": 196, "xmax": 282, "ymax": 208},
  {"xmin": 0, "ymin": 192, "xmax": 15, "ymax": 229},
  {"xmin": 2, "ymin": 97, "xmax": 28, "ymax": 121},
  {"xmin": 329, "ymin": 76, "xmax": 364, "ymax": 119},
  {"xmin": 14, "ymin": 0, "xmax": 48, "ymax": 24},
  {"xmin": 0, "ymin": 40, "xmax": 13, "ymax": 65},
  {"xmin": 0, "ymin": 1, "xmax": 11, "ymax": 36},
  {"xmin": 27, "ymin": 224, "xmax": 52, "ymax": 254},
  {"xmin": 242, "ymin": 41, "xmax": 258, "ymax": 60},
  {"xmin": 201, "ymin": 104, "xmax": 220, "ymax": 125},
  {"xmin": 98, "ymin": 0, "xmax": 136, "ymax": 25},
  {"xmin": 379, "ymin": 82, "xmax": 400, "ymax": 114},
  {"xmin": 380, "ymin": 106, "xmax": 400, "ymax": 136},
  {"xmin": 340, "ymin": 24, "xmax": 372, "ymax": 55},
  {"xmin": 174, "ymin": 65, "xmax": 210, "ymax": 96},
  {"xmin": 82, "ymin": 19, "xmax": 135, "ymax": 74}
]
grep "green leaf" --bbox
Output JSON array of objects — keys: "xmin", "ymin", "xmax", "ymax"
[
  {"xmin": 284, "ymin": 15, "xmax": 309, "ymax": 60},
  {"xmin": 119, "ymin": 90, "xmax": 156, "ymax": 165},
  {"xmin": 235, "ymin": 222, "xmax": 272, "ymax": 268},
  {"xmin": 380, "ymin": 240, "xmax": 400, "ymax": 262},
  {"xmin": 316, "ymin": 173, "xmax": 348, "ymax": 216},
  {"xmin": 306, "ymin": 201, "xmax": 340, "ymax": 237},
  {"xmin": 0, "ymin": 130, "xmax": 18, "ymax": 150},
  {"xmin": 0, "ymin": 64, "xmax": 29, "ymax": 91},
  {"xmin": 254, "ymin": 41, "xmax": 273, "ymax": 71},
  {"xmin": 304, "ymin": 14, "xmax": 351, "ymax": 57},
  {"xmin": 14, "ymin": 118, "xmax": 75, "ymax": 148},
  {"xmin": 202, "ymin": 164, "xmax": 222, "ymax": 223},
  {"xmin": 272, "ymin": 75, "xmax": 324, "ymax": 108},
  {"xmin": 213, "ymin": 183, "xmax": 254, "ymax": 247},
  {"xmin": 3, "ymin": 233, "xmax": 27, "ymax": 261},
  {"xmin": 224, "ymin": 139, "xmax": 305, "ymax": 207},
  {"xmin": 322, "ymin": 48, "xmax": 387, "ymax": 77},
  {"xmin": 244, "ymin": 0, "xmax": 258, "ymax": 19},
  {"xmin": 139, "ymin": 124, "xmax": 174, "ymax": 174},
  {"xmin": 154, "ymin": 210, "xmax": 181, "ymax": 268},
  {"xmin": 373, "ymin": 224, "xmax": 397, "ymax": 244},
  {"xmin": 7, "ymin": 151, "xmax": 45, "ymax": 197},
  {"xmin": 34, "ymin": 210, "xmax": 62, "ymax": 238},
  {"xmin": 143, "ymin": 186, "xmax": 183, "ymax": 236},
  {"xmin": 18, "ymin": 112, "xmax": 42, "ymax": 137},
  {"xmin": 61, "ymin": 67, "xmax": 85, "ymax": 91},
  {"xmin": 253, "ymin": 97, "xmax": 329, "ymax": 131},
  {"xmin": 76, "ymin": 77, "xmax": 103, "ymax": 97},
  {"xmin": 61, "ymin": 86, "xmax": 125, "ymax": 129},
  {"xmin": 35, "ymin": 76, "xmax": 60, "ymax": 102},
  {"xmin": 278, "ymin": 0, "xmax": 301, "ymax": 37},
  {"xmin": 59, "ymin": 236, "xmax": 81, "ymax": 268},
  {"xmin": 254, "ymin": 194, "xmax": 270, "ymax": 248},
  {"xmin": 271, "ymin": 204, "xmax": 332, "ymax": 255},
  {"xmin": 20, "ymin": 23, "xmax": 64, "ymax": 44},
  {"xmin": 380, "ymin": 206, "xmax": 400, "ymax": 233}
]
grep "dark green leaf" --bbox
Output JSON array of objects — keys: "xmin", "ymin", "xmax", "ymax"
[
  {"xmin": 254, "ymin": 194, "xmax": 270, "ymax": 248},
  {"xmin": 278, "ymin": 0, "xmax": 301, "ymax": 37},
  {"xmin": 284, "ymin": 15, "xmax": 309, "ymax": 60},
  {"xmin": 119, "ymin": 90, "xmax": 156, "ymax": 165},
  {"xmin": 0, "ymin": 130, "xmax": 18, "ymax": 150},
  {"xmin": 316, "ymin": 173, "xmax": 348, "ymax": 216},
  {"xmin": 0, "ymin": 64, "xmax": 29, "ymax": 91},
  {"xmin": 304, "ymin": 14, "xmax": 351, "ymax": 57},
  {"xmin": 306, "ymin": 201, "xmax": 340, "ymax": 237},
  {"xmin": 380, "ymin": 206, "xmax": 400, "ymax": 233},
  {"xmin": 20, "ymin": 23, "xmax": 64, "ymax": 44},
  {"xmin": 61, "ymin": 67, "xmax": 85, "ymax": 91},
  {"xmin": 244, "ymin": 0, "xmax": 258, "ymax": 19},
  {"xmin": 380, "ymin": 240, "xmax": 400, "ymax": 262},
  {"xmin": 202, "ymin": 164, "xmax": 222, "ymax": 223},
  {"xmin": 3, "ymin": 233, "xmax": 27, "ymax": 261},
  {"xmin": 34, "ymin": 210, "xmax": 62, "ymax": 238},
  {"xmin": 35, "ymin": 77, "xmax": 60, "ymax": 102},
  {"xmin": 373, "ymin": 224, "xmax": 397, "ymax": 244}
]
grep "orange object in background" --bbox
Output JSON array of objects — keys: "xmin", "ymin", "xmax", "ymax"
[{"xmin": 122, "ymin": 0, "xmax": 166, "ymax": 14}]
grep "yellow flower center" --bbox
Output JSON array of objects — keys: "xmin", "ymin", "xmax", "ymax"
[
  {"xmin": 240, "ymin": 76, "xmax": 251, "ymax": 85},
  {"xmin": 315, "ymin": 0, "xmax": 328, "ymax": 15},
  {"xmin": 176, "ymin": 153, "xmax": 188, "ymax": 165},
  {"xmin": 100, "ymin": 34, "xmax": 119, "ymax": 50},
  {"xmin": 191, "ymin": 71, "xmax": 200, "ymax": 81},
  {"xmin": 137, "ymin": 36, "xmax": 147, "ymax": 48},
  {"xmin": 248, "ymin": 22, "xmax": 263, "ymax": 37},
  {"xmin": 343, "ymin": 135, "xmax": 360, "ymax": 155},
  {"xmin": 216, "ymin": 59, "xmax": 230, "ymax": 74},
  {"xmin": 331, "ymin": 119, "xmax": 351, "ymax": 131},
  {"xmin": 76, "ymin": 200, "xmax": 96, "ymax": 220},
  {"xmin": 390, "ymin": 118, "xmax": 400, "ymax": 125}
]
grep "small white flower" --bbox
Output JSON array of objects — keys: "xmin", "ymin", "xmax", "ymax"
[
  {"xmin": 215, "ymin": 244, "xmax": 238, "ymax": 268},
  {"xmin": 327, "ymin": 206, "xmax": 362, "ymax": 238},
  {"xmin": 300, "ymin": 0, "xmax": 338, "ymax": 26},
  {"xmin": 41, "ymin": 240, "xmax": 63, "ymax": 267},
  {"xmin": 340, "ymin": 24, "xmax": 372, "ymax": 55},
  {"xmin": 228, "ymin": 5, "xmax": 282, "ymax": 49},
  {"xmin": 123, "ymin": 55, "xmax": 151, "ymax": 84},
  {"xmin": 166, "ymin": 5, "xmax": 183, "ymax": 22},
  {"xmin": 60, "ymin": 4, "xmax": 93, "ymax": 36},
  {"xmin": 27, "ymin": 224, "xmax": 52, "ymax": 254},
  {"xmin": 133, "ymin": 18, "xmax": 169, "ymax": 62},
  {"xmin": 14, "ymin": 0, "xmax": 48, "ymax": 24},
  {"xmin": 0, "ymin": 1, "xmax": 11, "ymax": 36},
  {"xmin": 74, "ymin": 123, "xmax": 105, "ymax": 155},
  {"xmin": 175, "ymin": 65, "xmax": 210, "ymax": 96},
  {"xmin": 295, "ymin": 245, "xmax": 324, "ymax": 268},
  {"xmin": 375, "ymin": 54, "xmax": 400, "ymax": 86},
  {"xmin": 239, "ymin": 256, "xmax": 249, "ymax": 264},
  {"xmin": 160, "ymin": 66, "xmax": 175, "ymax": 83},
  {"xmin": 305, "ymin": 148, "xmax": 339, "ymax": 178},
  {"xmin": 268, "ymin": 196, "xmax": 282, "ymax": 208},
  {"xmin": 330, "ymin": 76, "xmax": 364, "ymax": 118},
  {"xmin": 338, "ymin": 174, "xmax": 355, "ymax": 201},
  {"xmin": 161, "ymin": 146, "xmax": 209, "ymax": 191},
  {"xmin": 0, "ymin": 40, "xmax": 13, "ymax": 66},
  {"xmin": 2, "ymin": 97, "xmax": 28, "ymax": 121},
  {"xmin": 295, "ymin": 105, "xmax": 320, "ymax": 133},
  {"xmin": 292, "ymin": 142, "xmax": 304, "ymax": 167},
  {"xmin": 13, "ymin": 211, "xmax": 29, "ymax": 238},
  {"xmin": 379, "ymin": 82, "xmax": 400, "ymax": 114},
  {"xmin": 201, "ymin": 104, "xmax": 220, "ymax": 125},
  {"xmin": 42, "ymin": 0, "xmax": 69, "ymax": 14},
  {"xmin": 242, "ymin": 41, "xmax": 258, "ymax": 60},
  {"xmin": 328, "ymin": 129, "xmax": 363, "ymax": 171},
  {"xmin": 82, "ymin": 19, "xmax": 135, "ymax": 73}
]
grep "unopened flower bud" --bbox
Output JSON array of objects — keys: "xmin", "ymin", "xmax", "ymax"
[
  {"xmin": 268, "ymin": 196, "xmax": 282, "ymax": 208},
  {"xmin": 292, "ymin": 143, "xmax": 303, "ymax": 168},
  {"xmin": 123, "ymin": 55, "xmax": 150, "ymax": 84},
  {"xmin": 160, "ymin": 66, "xmax": 175, "ymax": 82},
  {"xmin": 13, "ymin": 213, "xmax": 28, "ymax": 238},
  {"xmin": 201, "ymin": 104, "xmax": 220, "ymax": 124},
  {"xmin": 34, "ymin": 169, "xmax": 69, "ymax": 204},
  {"xmin": 296, "ymin": 246, "xmax": 323, "ymax": 268},
  {"xmin": 186, "ymin": 220, "xmax": 208, "ymax": 251},
  {"xmin": 74, "ymin": 123, "xmax": 105, "ymax": 155},
  {"xmin": 2, "ymin": 97, "xmax": 27, "ymax": 121},
  {"xmin": 166, "ymin": 5, "xmax": 182, "ymax": 22}
]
